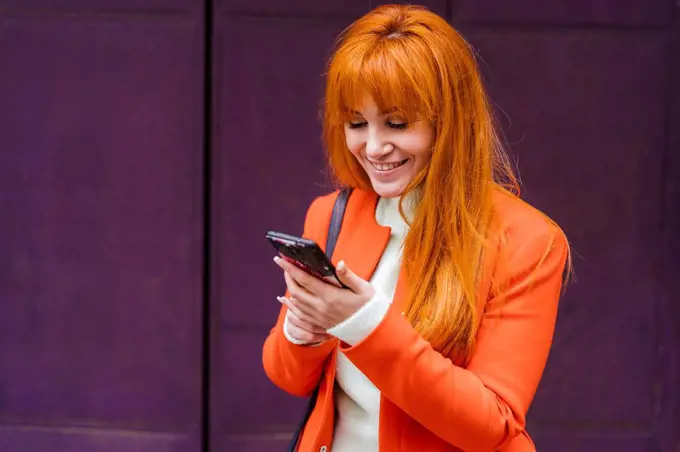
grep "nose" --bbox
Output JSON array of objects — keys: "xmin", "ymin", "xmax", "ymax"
[{"xmin": 365, "ymin": 127, "xmax": 390, "ymax": 159}]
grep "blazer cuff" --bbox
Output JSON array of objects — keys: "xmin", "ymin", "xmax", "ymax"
[{"xmin": 327, "ymin": 289, "xmax": 391, "ymax": 346}]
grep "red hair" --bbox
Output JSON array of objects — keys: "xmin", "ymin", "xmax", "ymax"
[{"xmin": 323, "ymin": 5, "xmax": 522, "ymax": 358}]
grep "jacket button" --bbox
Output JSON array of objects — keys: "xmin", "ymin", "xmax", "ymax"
[{"xmin": 320, "ymin": 446, "xmax": 328, "ymax": 452}]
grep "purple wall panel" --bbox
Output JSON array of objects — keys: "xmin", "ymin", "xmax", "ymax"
[
  {"xmin": 455, "ymin": 0, "xmax": 674, "ymax": 25},
  {"xmin": 531, "ymin": 431, "xmax": 656, "ymax": 451},
  {"xmin": 527, "ymin": 435, "xmax": 576, "ymax": 452},
  {"xmin": 210, "ymin": 15, "xmax": 349, "ymax": 448},
  {"xmin": 219, "ymin": 438, "xmax": 290, "ymax": 452},
  {"xmin": 212, "ymin": 14, "xmax": 344, "ymax": 329},
  {"xmin": 217, "ymin": 329, "xmax": 308, "ymax": 429},
  {"xmin": 531, "ymin": 434, "xmax": 653, "ymax": 452},
  {"xmin": 577, "ymin": 437, "xmax": 653, "ymax": 451},
  {"xmin": 463, "ymin": 27, "xmax": 668, "ymax": 444},
  {"xmin": 0, "ymin": 426, "xmax": 189, "ymax": 452},
  {"xmin": 0, "ymin": 10, "xmax": 203, "ymax": 452},
  {"xmin": 216, "ymin": 0, "xmax": 446, "ymax": 16},
  {"xmin": 0, "ymin": 1, "xmax": 194, "ymax": 10}
]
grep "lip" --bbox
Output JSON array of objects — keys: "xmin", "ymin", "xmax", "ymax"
[{"xmin": 368, "ymin": 158, "xmax": 409, "ymax": 179}]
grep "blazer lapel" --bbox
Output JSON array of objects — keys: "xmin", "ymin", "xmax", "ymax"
[{"xmin": 330, "ymin": 190, "xmax": 391, "ymax": 284}]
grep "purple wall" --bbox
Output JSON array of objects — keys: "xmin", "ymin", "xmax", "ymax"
[
  {"xmin": 0, "ymin": 1, "xmax": 678, "ymax": 451},
  {"xmin": 0, "ymin": 2, "xmax": 204, "ymax": 451}
]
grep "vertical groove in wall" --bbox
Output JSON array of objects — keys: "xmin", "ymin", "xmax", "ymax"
[
  {"xmin": 201, "ymin": 0, "xmax": 214, "ymax": 451},
  {"xmin": 446, "ymin": 0, "xmax": 455, "ymax": 20},
  {"xmin": 656, "ymin": 8, "xmax": 680, "ymax": 451},
  {"xmin": 669, "ymin": 10, "xmax": 680, "ymax": 451}
]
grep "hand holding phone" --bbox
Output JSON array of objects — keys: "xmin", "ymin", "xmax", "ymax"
[{"xmin": 265, "ymin": 231, "xmax": 347, "ymax": 288}]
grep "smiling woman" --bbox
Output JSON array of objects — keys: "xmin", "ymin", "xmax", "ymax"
[{"xmin": 262, "ymin": 4, "xmax": 571, "ymax": 452}]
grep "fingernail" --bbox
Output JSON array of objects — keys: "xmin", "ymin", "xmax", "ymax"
[
  {"xmin": 277, "ymin": 296, "xmax": 285, "ymax": 304},
  {"xmin": 273, "ymin": 256, "xmax": 281, "ymax": 264},
  {"xmin": 337, "ymin": 260, "xmax": 346, "ymax": 271}
]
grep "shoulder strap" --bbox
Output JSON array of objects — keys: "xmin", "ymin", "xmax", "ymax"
[
  {"xmin": 287, "ymin": 187, "xmax": 352, "ymax": 452},
  {"xmin": 325, "ymin": 187, "xmax": 352, "ymax": 258}
]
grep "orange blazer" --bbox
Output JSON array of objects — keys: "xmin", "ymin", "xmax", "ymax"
[{"xmin": 262, "ymin": 188, "xmax": 569, "ymax": 452}]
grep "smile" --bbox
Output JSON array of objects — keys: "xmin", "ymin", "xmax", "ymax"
[{"xmin": 370, "ymin": 159, "xmax": 409, "ymax": 172}]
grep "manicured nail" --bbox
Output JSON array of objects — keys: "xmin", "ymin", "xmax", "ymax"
[{"xmin": 337, "ymin": 260, "xmax": 346, "ymax": 272}]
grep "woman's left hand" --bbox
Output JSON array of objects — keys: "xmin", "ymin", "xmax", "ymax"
[{"xmin": 274, "ymin": 256, "xmax": 375, "ymax": 331}]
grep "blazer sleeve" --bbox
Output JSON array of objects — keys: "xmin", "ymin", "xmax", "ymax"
[
  {"xmin": 339, "ymin": 224, "xmax": 569, "ymax": 451},
  {"xmin": 261, "ymin": 195, "xmax": 338, "ymax": 397}
]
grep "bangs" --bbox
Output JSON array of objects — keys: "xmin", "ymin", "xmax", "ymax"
[{"xmin": 327, "ymin": 39, "xmax": 438, "ymax": 125}]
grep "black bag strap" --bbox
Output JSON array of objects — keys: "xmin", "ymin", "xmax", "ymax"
[
  {"xmin": 287, "ymin": 187, "xmax": 353, "ymax": 452},
  {"xmin": 326, "ymin": 187, "xmax": 352, "ymax": 258}
]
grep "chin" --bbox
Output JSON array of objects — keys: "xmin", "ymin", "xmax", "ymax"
[{"xmin": 371, "ymin": 181, "xmax": 407, "ymax": 199}]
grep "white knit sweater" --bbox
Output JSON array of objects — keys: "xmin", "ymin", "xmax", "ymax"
[{"xmin": 283, "ymin": 195, "xmax": 410, "ymax": 451}]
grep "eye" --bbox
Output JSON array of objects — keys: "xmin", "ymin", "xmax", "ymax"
[
  {"xmin": 347, "ymin": 121, "xmax": 367, "ymax": 129},
  {"xmin": 387, "ymin": 121, "xmax": 408, "ymax": 130}
]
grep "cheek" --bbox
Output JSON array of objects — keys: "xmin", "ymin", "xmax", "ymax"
[
  {"xmin": 413, "ymin": 153, "xmax": 431, "ymax": 174},
  {"xmin": 397, "ymin": 136, "xmax": 433, "ymax": 159},
  {"xmin": 392, "ymin": 123, "xmax": 433, "ymax": 155},
  {"xmin": 407, "ymin": 122, "xmax": 434, "ymax": 154},
  {"xmin": 344, "ymin": 131, "xmax": 364, "ymax": 157}
]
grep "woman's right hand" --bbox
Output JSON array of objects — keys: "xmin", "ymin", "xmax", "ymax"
[{"xmin": 280, "ymin": 296, "xmax": 332, "ymax": 344}]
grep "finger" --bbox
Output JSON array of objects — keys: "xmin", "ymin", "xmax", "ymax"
[
  {"xmin": 280, "ymin": 269, "xmax": 310, "ymax": 303},
  {"xmin": 286, "ymin": 319, "xmax": 330, "ymax": 343},
  {"xmin": 283, "ymin": 272, "xmax": 321, "ymax": 312},
  {"xmin": 274, "ymin": 256, "xmax": 325, "ymax": 294},
  {"xmin": 286, "ymin": 307, "xmax": 327, "ymax": 334},
  {"xmin": 335, "ymin": 260, "xmax": 368, "ymax": 294},
  {"xmin": 278, "ymin": 296, "xmax": 316, "ymax": 322},
  {"xmin": 279, "ymin": 296, "xmax": 325, "ymax": 328}
]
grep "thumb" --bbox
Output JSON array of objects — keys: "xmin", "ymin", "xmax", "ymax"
[{"xmin": 335, "ymin": 260, "xmax": 366, "ymax": 293}]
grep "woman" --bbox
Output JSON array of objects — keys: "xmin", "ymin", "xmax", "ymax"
[{"xmin": 262, "ymin": 4, "xmax": 570, "ymax": 452}]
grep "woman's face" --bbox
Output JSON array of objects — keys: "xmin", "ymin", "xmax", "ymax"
[{"xmin": 344, "ymin": 96, "xmax": 434, "ymax": 198}]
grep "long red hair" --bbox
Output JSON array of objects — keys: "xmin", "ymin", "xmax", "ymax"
[{"xmin": 323, "ymin": 5, "xmax": 520, "ymax": 358}]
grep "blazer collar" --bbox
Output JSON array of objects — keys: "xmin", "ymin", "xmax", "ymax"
[
  {"xmin": 331, "ymin": 189, "xmax": 412, "ymax": 312},
  {"xmin": 331, "ymin": 189, "xmax": 390, "ymax": 283}
]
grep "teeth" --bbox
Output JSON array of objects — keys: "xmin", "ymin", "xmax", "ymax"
[{"xmin": 372, "ymin": 160, "xmax": 404, "ymax": 171}]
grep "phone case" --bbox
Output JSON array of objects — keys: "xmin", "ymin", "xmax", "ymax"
[{"xmin": 265, "ymin": 231, "xmax": 344, "ymax": 287}]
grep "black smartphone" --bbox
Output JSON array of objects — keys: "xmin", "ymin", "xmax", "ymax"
[{"xmin": 265, "ymin": 230, "xmax": 346, "ymax": 288}]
